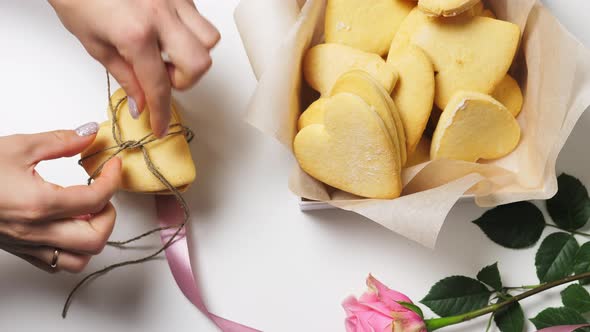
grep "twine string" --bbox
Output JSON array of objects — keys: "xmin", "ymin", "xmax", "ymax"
[{"xmin": 62, "ymin": 71, "xmax": 194, "ymax": 318}]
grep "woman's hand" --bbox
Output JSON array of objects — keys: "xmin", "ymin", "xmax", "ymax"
[
  {"xmin": 48, "ymin": 0, "xmax": 220, "ymax": 137},
  {"xmin": 0, "ymin": 123, "xmax": 122, "ymax": 273}
]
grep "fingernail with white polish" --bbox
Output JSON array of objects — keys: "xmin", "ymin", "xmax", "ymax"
[
  {"xmin": 128, "ymin": 97, "xmax": 140, "ymax": 119},
  {"xmin": 75, "ymin": 122, "xmax": 99, "ymax": 137}
]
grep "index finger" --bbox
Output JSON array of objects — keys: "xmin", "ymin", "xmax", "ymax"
[{"xmin": 132, "ymin": 42, "xmax": 172, "ymax": 138}]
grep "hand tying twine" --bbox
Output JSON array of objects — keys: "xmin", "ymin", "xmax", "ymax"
[{"xmin": 62, "ymin": 70, "xmax": 195, "ymax": 318}]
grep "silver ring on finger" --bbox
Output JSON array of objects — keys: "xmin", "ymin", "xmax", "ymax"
[{"xmin": 50, "ymin": 248, "xmax": 60, "ymax": 269}]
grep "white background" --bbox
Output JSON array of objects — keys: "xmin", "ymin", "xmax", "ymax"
[{"xmin": 1, "ymin": 1, "xmax": 590, "ymax": 331}]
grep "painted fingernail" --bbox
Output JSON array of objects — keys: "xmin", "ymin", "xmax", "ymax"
[
  {"xmin": 75, "ymin": 122, "xmax": 99, "ymax": 137},
  {"xmin": 128, "ymin": 97, "xmax": 140, "ymax": 119}
]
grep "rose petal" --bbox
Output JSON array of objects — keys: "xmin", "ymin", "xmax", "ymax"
[
  {"xmin": 368, "ymin": 275, "xmax": 413, "ymax": 303},
  {"xmin": 344, "ymin": 295, "xmax": 393, "ymax": 318},
  {"xmin": 362, "ymin": 298, "xmax": 399, "ymax": 317},
  {"xmin": 359, "ymin": 292, "xmax": 380, "ymax": 304},
  {"xmin": 345, "ymin": 276, "xmax": 427, "ymax": 332},
  {"xmin": 392, "ymin": 311, "xmax": 428, "ymax": 332},
  {"xmin": 343, "ymin": 295, "xmax": 395, "ymax": 332},
  {"xmin": 345, "ymin": 317, "xmax": 359, "ymax": 332},
  {"xmin": 355, "ymin": 309, "xmax": 394, "ymax": 332},
  {"xmin": 343, "ymin": 296, "xmax": 363, "ymax": 316},
  {"xmin": 367, "ymin": 275, "xmax": 413, "ymax": 311}
]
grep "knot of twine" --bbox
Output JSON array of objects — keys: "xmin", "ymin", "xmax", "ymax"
[{"xmin": 62, "ymin": 71, "xmax": 194, "ymax": 318}]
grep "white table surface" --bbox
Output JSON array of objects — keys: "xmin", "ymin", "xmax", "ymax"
[{"xmin": 1, "ymin": 1, "xmax": 589, "ymax": 331}]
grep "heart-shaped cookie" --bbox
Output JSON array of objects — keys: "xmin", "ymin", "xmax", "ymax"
[
  {"xmin": 324, "ymin": 0, "xmax": 414, "ymax": 56},
  {"xmin": 431, "ymin": 91, "xmax": 521, "ymax": 162},
  {"xmin": 329, "ymin": 70, "xmax": 407, "ymax": 165},
  {"xmin": 294, "ymin": 93, "xmax": 402, "ymax": 199},
  {"xmin": 303, "ymin": 43, "xmax": 398, "ymax": 95},
  {"xmin": 388, "ymin": 8, "xmax": 432, "ymax": 55},
  {"xmin": 298, "ymin": 98, "xmax": 329, "ymax": 131},
  {"xmin": 81, "ymin": 88, "xmax": 197, "ymax": 194},
  {"xmin": 418, "ymin": 0, "xmax": 482, "ymax": 17},
  {"xmin": 409, "ymin": 16, "xmax": 520, "ymax": 109},
  {"xmin": 388, "ymin": 46, "xmax": 435, "ymax": 154},
  {"xmin": 491, "ymin": 75, "xmax": 523, "ymax": 117}
]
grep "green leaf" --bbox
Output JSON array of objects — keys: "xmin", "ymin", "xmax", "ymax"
[
  {"xmin": 536, "ymin": 233, "xmax": 579, "ymax": 283},
  {"xmin": 546, "ymin": 174, "xmax": 590, "ymax": 231},
  {"xmin": 397, "ymin": 301, "xmax": 424, "ymax": 319},
  {"xmin": 473, "ymin": 202, "xmax": 545, "ymax": 249},
  {"xmin": 494, "ymin": 300, "xmax": 525, "ymax": 332},
  {"xmin": 530, "ymin": 307, "xmax": 588, "ymax": 329},
  {"xmin": 561, "ymin": 284, "xmax": 590, "ymax": 313},
  {"xmin": 477, "ymin": 263, "xmax": 503, "ymax": 291},
  {"xmin": 421, "ymin": 276, "xmax": 492, "ymax": 317},
  {"xmin": 574, "ymin": 242, "xmax": 590, "ymax": 285}
]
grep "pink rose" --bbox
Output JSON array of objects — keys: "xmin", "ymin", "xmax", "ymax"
[{"xmin": 343, "ymin": 275, "xmax": 427, "ymax": 332}]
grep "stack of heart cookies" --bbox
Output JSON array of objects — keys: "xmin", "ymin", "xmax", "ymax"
[{"xmin": 294, "ymin": 0, "xmax": 524, "ymax": 199}]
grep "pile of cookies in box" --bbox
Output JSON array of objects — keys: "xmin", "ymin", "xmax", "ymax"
[{"xmin": 294, "ymin": 0, "xmax": 523, "ymax": 199}]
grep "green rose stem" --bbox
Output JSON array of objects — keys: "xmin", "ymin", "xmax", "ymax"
[
  {"xmin": 545, "ymin": 223, "xmax": 590, "ymax": 237},
  {"xmin": 425, "ymin": 271, "xmax": 590, "ymax": 331},
  {"xmin": 503, "ymin": 284, "xmax": 539, "ymax": 290}
]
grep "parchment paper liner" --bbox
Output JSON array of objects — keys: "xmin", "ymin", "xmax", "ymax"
[{"xmin": 235, "ymin": 0, "xmax": 590, "ymax": 248}]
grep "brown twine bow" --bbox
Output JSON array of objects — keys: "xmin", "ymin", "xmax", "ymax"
[{"xmin": 62, "ymin": 71, "xmax": 195, "ymax": 318}]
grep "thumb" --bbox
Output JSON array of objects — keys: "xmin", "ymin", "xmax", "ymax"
[{"xmin": 24, "ymin": 122, "xmax": 100, "ymax": 165}]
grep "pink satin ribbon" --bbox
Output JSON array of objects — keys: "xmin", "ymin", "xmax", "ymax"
[
  {"xmin": 155, "ymin": 194, "xmax": 590, "ymax": 332},
  {"xmin": 156, "ymin": 195, "xmax": 260, "ymax": 332}
]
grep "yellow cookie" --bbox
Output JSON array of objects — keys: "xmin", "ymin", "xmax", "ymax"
[
  {"xmin": 298, "ymin": 98, "xmax": 329, "ymax": 130},
  {"xmin": 330, "ymin": 70, "xmax": 407, "ymax": 165},
  {"xmin": 389, "ymin": 8, "xmax": 431, "ymax": 55},
  {"xmin": 431, "ymin": 91, "xmax": 521, "ymax": 162},
  {"xmin": 300, "ymin": 73, "xmax": 407, "ymax": 166},
  {"xmin": 491, "ymin": 75, "xmax": 524, "ymax": 117},
  {"xmin": 325, "ymin": 0, "xmax": 414, "ymax": 56},
  {"xmin": 418, "ymin": 0, "xmax": 481, "ymax": 17},
  {"xmin": 469, "ymin": 1, "xmax": 485, "ymax": 16},
  {"xmin": 388, "ymin": 46, "xmax": 435, "ymax": 153},
  {"xmin": 410, "ymin": 16, "xmax": 520, "ymax": 109},
  {"xmin": 406, "ymin": 137, "xmax": 431, "ymax": 167},
  {"xmin": 303, "ymin": 43, "xmax": 398, "ymax": 95},
  {"xmin": 294, "ymin": 93, "xmax": 402, "ymax": 199},
  {"xmin": 480, "ymin": 9, "xmax": 496, "ymax": 18},
  {"xmin": 383, "ymin": 94, "xmax": 408, "ymax": 165},
  {"xmin": 455, "ymin": 0, "xmax": 484, "ymax": 17},
  {"xmin": 107, "ymin": 88, "xmax": 128, "ymax": 117},
  {"xmin": 387, "ymin": 5, "xmax": 486, "ymax": 52},
  {"xmin": 81, "ymin": 88, "xmax": 197, "ymax": 194}
]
